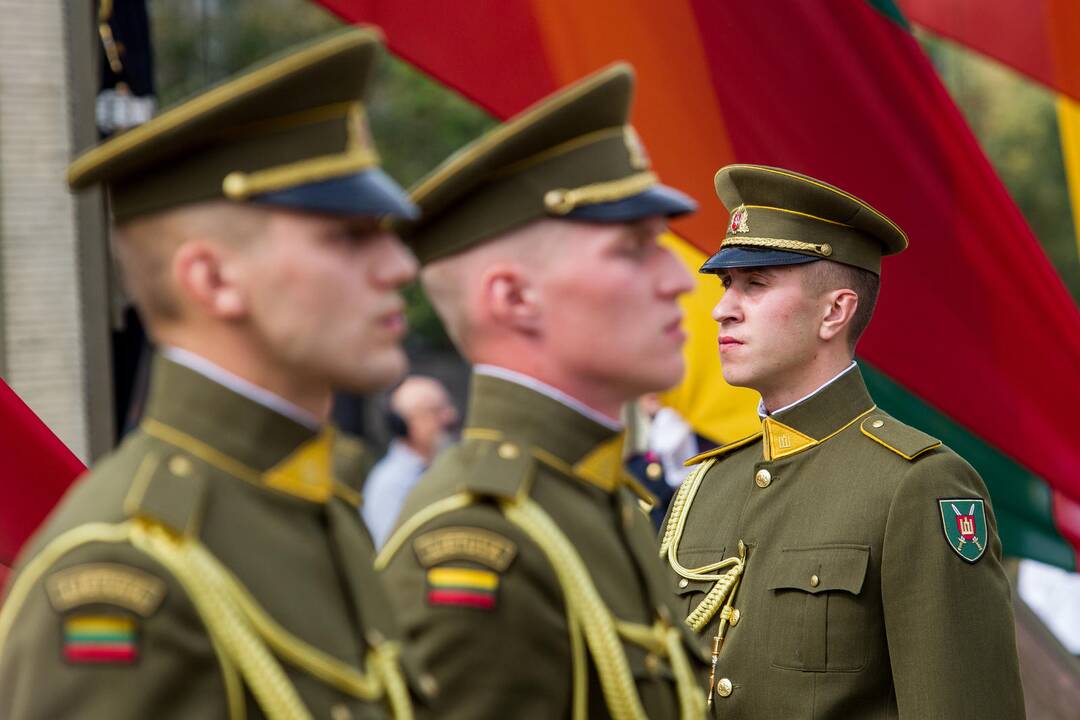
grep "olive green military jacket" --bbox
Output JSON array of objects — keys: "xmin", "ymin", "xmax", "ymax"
[
  {"xmin": 0, "ymin": 356, "xmax": 425, "ymax": 719},
  {"xmin": 661, "ymin": 366, "xmax": 1025, "ymax": 719},
  {"xmin": 378, "ymin": 373, "xmax": 708, "ymax": 719}
]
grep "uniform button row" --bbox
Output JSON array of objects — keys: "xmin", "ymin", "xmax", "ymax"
[
  {"xmin": 755, "ymin": 469, "xmax": 771, "ymax": 488},
  {"xmin": 716, "ymin": 677, "xmax": 733, "ymax": 697}
]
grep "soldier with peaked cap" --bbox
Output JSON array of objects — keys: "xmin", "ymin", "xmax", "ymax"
[
  {"xmin": 0, "ymin": 28, "xmax": 433, "ymax": 719},
  {"xmin": 376, "ymin": 64, "xmax": 709, "ymax": 718},
  {"xmin": 660, "ymin": 164, "xmax": 1025, "ymax": 718}
]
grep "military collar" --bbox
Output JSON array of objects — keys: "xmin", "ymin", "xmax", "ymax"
[
  {"xmin": 760, "ymin": 365, "xmax": 876, "ymax": 461},
  {"xmin": 139, "ymin": 354, "xmax": 339, "ymax": 503},
  {"xmin": 463, "ymin": 372, "xmax": 629, "ymax": 494},
  {"xmin": 163, "ymin": 346, "xmax": 320, "ymax": 429}
]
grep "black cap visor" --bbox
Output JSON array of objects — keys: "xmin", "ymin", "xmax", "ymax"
[
  {"xmin": 251, "ymin": 167, "xmax": 419, "ymax": 220},
  {"xmin": 699, "ymin": 246, "xmax": 820, "ymax": 274}
]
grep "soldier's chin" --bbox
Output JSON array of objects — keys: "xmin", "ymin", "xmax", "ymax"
[
  {"xmin": 340, "ymin": 347, "xmax": 409, "ymax": 393},
  {"xmin": 637, "ymin": 358, "xmax": 686, "ymax": 396}
]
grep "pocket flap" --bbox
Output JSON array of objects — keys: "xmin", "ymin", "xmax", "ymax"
[{"xmin": 766, "ymin": 544, "xmax": 869, "ymax": 594}]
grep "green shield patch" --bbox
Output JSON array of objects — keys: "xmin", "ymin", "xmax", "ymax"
[{"xmin": 938, "ymin": 498, "xmax": 988, "ymax": 563}]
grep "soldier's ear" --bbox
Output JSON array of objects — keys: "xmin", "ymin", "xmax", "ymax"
[
  {"xmin": 818, "ymin": 287, "xmax": 858, "ymax": 343},
  {"xmin": 483, "ymin": 263, "xmax": 541, "ymax": 333},
  {"xmin": 172, "ymin": 240, "xmax": 247, "ymax": 320}
]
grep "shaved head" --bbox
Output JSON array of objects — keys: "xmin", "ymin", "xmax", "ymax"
[
  {"xmin": 112, "ymin": 201, "xmax": 267, "ymax": 326},
  {"xmin": 420, "ymin": 219, "xmax": 562, "ymax": 351}
]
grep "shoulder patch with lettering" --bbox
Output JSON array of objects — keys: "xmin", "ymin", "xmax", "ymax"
[
  {"xmin": 413, "ymin": 527, "xmax": 517, "ymax": 571},
  {"xmin": 426, "ymin": 566, "xmax": 499, "ymax": 610},
  {"xmin": 46, "ymin": 563, "xmax": 167, "ymax": 617},
  {"xmin": 61, "ymin": 613, "xmax": 140, "ymax": 664}
]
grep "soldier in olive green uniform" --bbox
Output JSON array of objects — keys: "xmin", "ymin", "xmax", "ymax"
[
  {"xmin": 377, "ymin": 65, "xmax": 709, "ymax": 719},
  {"xmin": 661, "ymin": 164, "xmax": 1025, "ymax": 718},
  {"xmin": 0, "ymin": 29, "xmax": 431, "ymax": 719}
]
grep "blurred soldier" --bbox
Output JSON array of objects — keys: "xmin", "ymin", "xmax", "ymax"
[
  {"xmin": 0, "ymin": 29, "xmax": 433, "ymax": 718},
  {"xmin": 377, "ymin": 64, "xmax": 709, "ymax": 719},
  {"xmin": 363, "ymin": 376, "xmax": 459, "ymax": 549},
  {"xmin": 660, "ymin": 164, "xmax": 1025, "ymax": 717}
]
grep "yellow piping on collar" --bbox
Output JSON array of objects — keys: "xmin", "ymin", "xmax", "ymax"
[{"xmin": 682, "ymin": 432, "xmax": 762, "ymax": 467}]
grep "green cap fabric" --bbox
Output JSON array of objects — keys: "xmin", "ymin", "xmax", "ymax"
[
  {"xmin": 701, "ymin": 164, "xmax": 908, "ymax": 275},
  {"xmin": 67, "ymin": 27, "xmax": 416, "ymax": 222},
  {"xmin": 402, "ymin": 63, "xmax": 695, "ymax": 265}
]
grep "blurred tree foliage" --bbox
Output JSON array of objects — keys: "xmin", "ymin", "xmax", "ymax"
[
  {"xmin": 918, "ymin": 31, "xmax": 1080, "ymax": 304},
  {"xmin": 150, "ymin": 0, "xmax": 494, "ymax": 349}
]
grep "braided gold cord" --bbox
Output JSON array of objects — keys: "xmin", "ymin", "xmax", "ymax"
[
  {"xmin": 685, "ymin": 564, "xmax": 743, "ymax": 633},
  {"xmin": 665, "ymin": 627, "xmax": 708, "ymax": 719},
  {"xmin": 659, "ymin": 461, "xmax": 709, "ymax": 557},
  {"xmin": 366, "ymin": 643, "xmax": 414, "ymax": 720},
  {"xmin": 720, "ymin": 236, "xmax": 832, "ymax": 256},
  {"xmin": 502, "ymin": 498, "xmax": 649, "ymax": 720},
  {"xmin": 130, "ymin": 521, "xmax": 313, "ymax": 720}
]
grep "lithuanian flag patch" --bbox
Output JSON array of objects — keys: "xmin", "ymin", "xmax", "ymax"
[
  {"xmin": 426, "ymin": 567, "xmax": 499, "ymax": 610},
  {"xmin": 62, "ymin": 614, "xmax": 138, "ymax": 664}
]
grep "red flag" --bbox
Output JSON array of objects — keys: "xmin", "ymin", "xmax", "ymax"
[{"xmin": 0, "ymin": 379, "xmax": 85, "ymax": 575}]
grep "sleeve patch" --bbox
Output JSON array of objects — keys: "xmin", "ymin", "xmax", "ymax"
[
  {"xmin": 938, "ymin": 498, "xmax": 988, "ymax": 563},
  {"xmin": 426, "ymin": 567, "xmax": 499, "ymax": 610},
  {"xmin": 62, "ymin": 613, "xmax": 140, "ymax": 664},
  {"xmin": 413, "ymin": 527, "xmax": 517, "ymax": 571},
  {"xmin": 46, "ymin": 563, "xmax": 167, "ymax": 617}
]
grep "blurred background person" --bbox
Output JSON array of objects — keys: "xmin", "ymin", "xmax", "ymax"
[
  {"xmin": 363, "ymin": 375, "xmax": 458, "ymax": 548},
  {"xmin": 625, "ymin": 393, "xmax": 715, "ymax": 529}
]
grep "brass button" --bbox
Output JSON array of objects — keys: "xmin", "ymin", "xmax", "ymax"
[
  {"xmin": 716, "ymin": 677, "xmax": 733, "ymax": 697},
  {"xmin": 646, "ymin": 462, "xmax": 663, "ymax": 480},
  {"xmin": 872, "ymin": 419, "xmax": 884, "ymax": 428},
  {"xmin": 168, "ymin": 455, "xmax": 193, "ymax": 477},
  {"xmin": 497, "ymin": 442, "xmax": 519, "ymax": 459},
  {"xmin": 644, "ymin": 653, "xmax": 661, "ymax": 676},
  {"xmin": 330, "ymin": 703, "xmax": 352, "ymax": 720},
  {"xmin": 418, "ymin": 673, "xmax": 439, "ymax": 698},
  {"xmin": 810, "ymin": 574, "xmax": 820, "ymax": 588},
  {"xmin": 729, "ymin": 608, "xmax": 741, "ymax": 626},
  {"xmin": 754, "ymin": 469, "xmax": 771, "ymax": 488},
  {"xmin": 678, "ymin": 578, "xmax": 689, "ymax": 589}
]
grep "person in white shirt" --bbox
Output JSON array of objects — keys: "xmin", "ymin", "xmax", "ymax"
[{"xmin": 363, "ymin": 376, "xmax": 458, "ymax": 548}]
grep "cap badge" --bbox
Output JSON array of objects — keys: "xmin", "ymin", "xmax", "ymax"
[
  {"xmin": 623, "ymin": 126, "xmax": 650, "ymax": 170},
  {"xmin": 729, "ymin": 206, "xmax": 750, "ymax": 234}
]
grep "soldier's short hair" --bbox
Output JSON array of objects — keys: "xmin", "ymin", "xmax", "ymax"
[{"xmin": 805, "ymin": 260, "xmax": 880, "ymax": 353}]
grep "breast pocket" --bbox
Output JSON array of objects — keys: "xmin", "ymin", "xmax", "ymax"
[{"xmin": 766, "ymin": 544, "xmax": 870, "ymax": 673}]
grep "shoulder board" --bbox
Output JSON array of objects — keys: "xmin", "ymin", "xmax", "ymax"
[
  {"xmin": 860, "ymin": 414, "xmax": 942, "ymax": 461},
  {"xmin": 683, "ymin": 432, "xmax": 762, "ymax": 467},
  {"xmin": 123, "ymin": 448, "xmax": 208, "ymax": 535},
  {"xmin": 459, "ymin": 430, "xmax": 535, "ymax": 499}
]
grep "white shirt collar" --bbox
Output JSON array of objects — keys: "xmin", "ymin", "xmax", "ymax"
[
  {"xmin": 162, "ymin": 347, "xmax": 321, "ymax": 430},
  {"xmin": 474, "ymin": 364, "xmax": 622, "ymax": 431},
  {"xmin": 757, "ymin": 361, "xmax": 858, "ymax": 420}
]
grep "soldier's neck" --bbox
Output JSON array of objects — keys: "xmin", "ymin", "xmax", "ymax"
[
  {"xmin": 160, "ymin": 341, "xmax": 330, "ymax": 427},
  {"xmin": 758, "ymin": 356, "xmax": 856, "ymax": 416},
  {"xmin": 472, "ymin": 363, "xmax": 624, "ymax": 428}
]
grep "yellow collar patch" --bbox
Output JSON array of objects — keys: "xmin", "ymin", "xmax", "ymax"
[
  {"xmin": 263, "ymin": 429, "xmax": 336, "ymax": 503},
  {"xmin": 573, "ymin": 435, "xmax": 626, "ymax": 493},
  {"xmin": 762, "ymin": 417, "xmax": 818, "ymax": 461}
]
